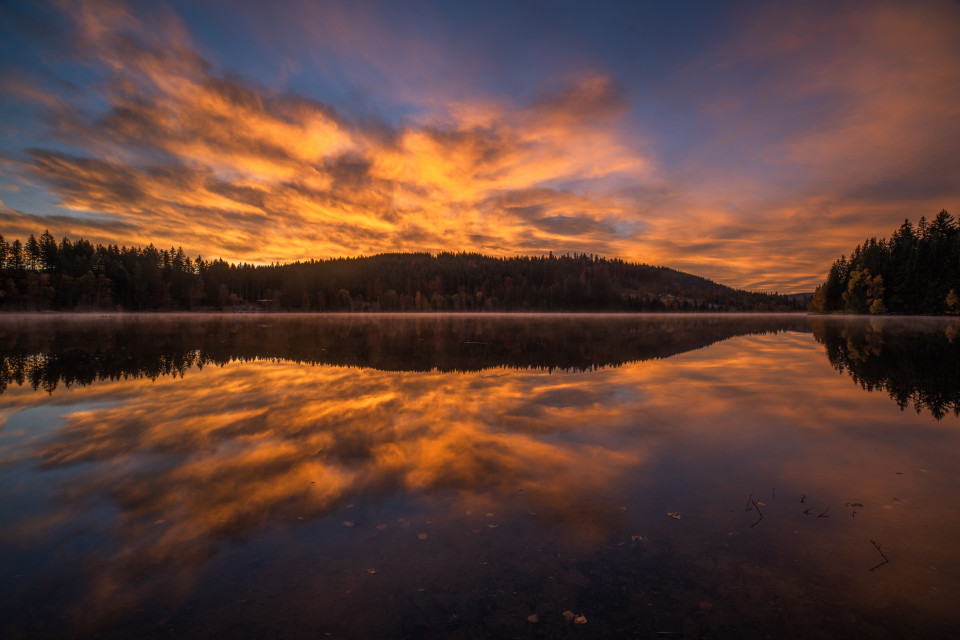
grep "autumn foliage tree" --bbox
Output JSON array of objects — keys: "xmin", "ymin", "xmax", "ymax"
[{"xmin": 810, "ymin": 210, "xmax": 960, "ymax": 314}]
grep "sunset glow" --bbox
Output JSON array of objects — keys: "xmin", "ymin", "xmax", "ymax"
[
  {"xmin": 4, "ymin": 328, "xmax": 958, "ymax": 630},
  {"xmin": 2, "ymin": 1, "xmax": 959, "ymax": 291}
]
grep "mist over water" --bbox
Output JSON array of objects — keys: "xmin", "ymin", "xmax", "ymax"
[{"xmin": 1, "ymin": 314, "xmax": 958, "ymax": 638}]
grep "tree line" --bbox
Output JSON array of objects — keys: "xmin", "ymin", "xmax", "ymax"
[
  {"xmin": 810, "ymin": 209, "xmax": 960, "ymax": 314},
  {"xmin": 0, "ymin": 231, "xmax": 804, "ymax": 312}
]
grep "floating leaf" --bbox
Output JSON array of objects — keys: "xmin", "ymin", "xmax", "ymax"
[
  {"xmin": 562, "ymin": 610, "xmax": 575, "ymax": 621},
  {"xmin": 418, "ymin": 533, "xmax": 428, "ymax": 540},
  {"xmin": 342, "ymin": 520, "xmax": 354, "ymax": 527},
  {"xmin": 667, "ymin": 512, "xmax": 681, "ymax": 519},
  {"xmin": 574, "ymin": 615, "xmax": 587, "ymax": 625},
  {"xmin": 527, "ymin": 614, "xmax": 539, "ymax": 623},
  {"xmin": 366, "ymin": 568, "xmax": 376, "ymax": 575}
]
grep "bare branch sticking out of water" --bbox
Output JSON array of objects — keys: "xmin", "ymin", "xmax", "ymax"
[
  {"xmin": 745, "ymin": 492, "xmax": 754, "ymax": 512},
  {"xmin": 869, "ymin": 539, "xmax": 890, "ymax": 572},
  {"xmin": 750, "ymin": 498, "xmax": 764, "ymax": 528},
  {"xmin": 817, "ymin": 506, "xmax": 831, "ymax": 518}
]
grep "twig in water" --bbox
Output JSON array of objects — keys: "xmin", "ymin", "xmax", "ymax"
[
  {"xmin": 772, "ymin": 487, "xmax": 776, "ymax": 499},
  {"xmin": 745, "ymin": 492, "xmax": 754, "ymax": 512},
  {"xmin": 869, "ymin": 539, "xmax": 890, "ymax": 572},
  {"xmin": 801, "ymin": 493, "xmax": 806, "ymax": 504},
  {"xmin": 817, "ymin": 506, "xmax": 831, "ymax": 518},
  {"xmin": 750, "ymin": 499, "xmax": 764, "ymax": 528}
]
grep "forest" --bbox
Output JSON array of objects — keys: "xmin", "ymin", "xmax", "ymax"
[
  {"xmin": 0, "ymin": 231, "xmax": 803, "ymax": 312},
  {"xmin": 809, "ymin": 209, "xmax": 960, "ymax": 314}
]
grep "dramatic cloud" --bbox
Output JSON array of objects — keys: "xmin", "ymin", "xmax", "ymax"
[{"xmin": 1, "ymin": 0, "xmax": 958, "ymax": 291}]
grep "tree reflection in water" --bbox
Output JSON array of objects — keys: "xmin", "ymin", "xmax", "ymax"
[
  {"xmin": 811, "ymin": 316, "xmax": 960, "ymax": 420},
  {"xmin": 0, "ymin": 313, "xmax": 805, "ymax": 392},
  {"xmin": 5, "ymin": 313, "xmax": 957, "ymax": 422},
  {"xmin": 1, "ymin": 313, "xmax": 958, "ymax": 639}
]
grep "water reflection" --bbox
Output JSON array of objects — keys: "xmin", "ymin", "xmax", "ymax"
[
  {"xmin": 4, "ymin": 313, "xmax": 958, "ymax": 423},
  {"xmin": 1, "ymin": 314, "xmax": 959, "ymax": 638},
  {"xmin": 0, "ymin": 313, "xmax": 804, "ymax": 392},
  {"xmin": 811, "ymin": 316, "xmax": 960, "ymax": 420}
]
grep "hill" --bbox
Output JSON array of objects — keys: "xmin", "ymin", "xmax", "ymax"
[{"xmin": 0, "ymin": 232, "xmax": 803, "ymax": 312}]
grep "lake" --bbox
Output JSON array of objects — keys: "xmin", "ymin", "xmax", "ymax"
[{"xmin": 1, "ymin": 313, "xmax": 958, "ymax": 639}]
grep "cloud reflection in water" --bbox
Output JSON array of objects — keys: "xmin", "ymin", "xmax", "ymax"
[{"xmin": 1, "ymin": 315, "xmax": 959, "ymax": 637}]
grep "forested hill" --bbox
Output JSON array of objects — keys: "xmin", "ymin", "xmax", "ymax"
[
  {"xmin": 0, "ymin": 231, "xmax": 803, "ymax": 312},
  {"xmin": 810, "ymin": 209, "xmax": 960, "ymax": 314}
]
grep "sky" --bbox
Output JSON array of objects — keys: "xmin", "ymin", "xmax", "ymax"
[{"xmin": 1, "ymin": 0, "xmax": 959, "ymax": 293}]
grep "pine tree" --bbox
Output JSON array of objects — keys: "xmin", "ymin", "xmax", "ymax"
[
  {"xmin": 812, "ymin": 210, "xmax": 959, "ymax": 314},
  {"xmin": 26, "ymin": 234, "xmax": 41, "ymax": 272},
  {"xmin": 39, "ymin": 230, "xmax": 58, "ymax": 271}
]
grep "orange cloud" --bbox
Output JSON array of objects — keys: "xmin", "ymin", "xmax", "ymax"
[
  {"xmin": 648, "ymin": 1, "xmax": 960, "ymax": 290},
  {"xmin": 4, "ymin": 0, "xmax": 959, "ymax": 292},
  {"xmin": 0, "ymin": 1, "xmax": 662, "ymax": 274}
]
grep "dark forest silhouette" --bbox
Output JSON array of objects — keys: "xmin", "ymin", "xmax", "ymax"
[
  {"xmin": 0, "ymin": 231, "xmax": 803, "ymax": 312},
  {"xmin": 810, "ymin": 209, "xmax": 960, "ymax": 314}
]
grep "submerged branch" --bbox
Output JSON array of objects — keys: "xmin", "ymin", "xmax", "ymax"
[{"xmin": 869, "ymin": 539, "xmax": 890, "ymax": 572}]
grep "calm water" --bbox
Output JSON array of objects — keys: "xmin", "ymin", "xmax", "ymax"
[{"xmin": 1, "ymin": 313, "xmax": 958, "ymax": 639}]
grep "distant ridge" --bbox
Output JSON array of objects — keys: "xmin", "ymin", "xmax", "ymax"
[{"xmin": 0, "ymin": 232, "xmax": 804, "ymax": 312}]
